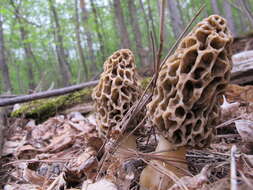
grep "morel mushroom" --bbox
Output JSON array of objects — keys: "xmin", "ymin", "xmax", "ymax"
[
  {"xmin": 92, "ymin": 49, "xmax": 141, "ymax": 149},
  {"xmin": 140, "ymin": 15, "xmax": 233, "ymax": 190}
]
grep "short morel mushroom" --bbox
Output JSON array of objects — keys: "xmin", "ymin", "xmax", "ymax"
[
  {"xmin": 140, "ymin": 15, "xmax": 233, "ymax": 189},
  {"xmin": 92, "ymin": 49, "xmax": 142, "ymax": 149}
]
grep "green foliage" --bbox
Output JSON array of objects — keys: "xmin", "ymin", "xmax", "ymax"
[{"xmin": 0, "ymin": 0, "xmax": 252, "ymax": 94}]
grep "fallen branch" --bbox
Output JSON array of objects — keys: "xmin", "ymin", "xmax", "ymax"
[{"xmin": 0, "ymin": 80, "xmax": 99, "ymax": 107}]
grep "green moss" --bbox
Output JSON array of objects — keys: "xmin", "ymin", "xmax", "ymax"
[
  {"xmin": 140, "ymin": 77, "xmax": 152, "ymax": 89},
  {"xmin": 11, "ymin": 88, "xmax": 93, "ymax": 122}
]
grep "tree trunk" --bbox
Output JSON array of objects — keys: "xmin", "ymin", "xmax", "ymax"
[
  {"xmin": 79, "ymin": 0, "xmax": 97, "ymax": 74},
  {"xmin": 113, "ymin": 0, "xmax": 131, "ymax": 48},
  {"xmin": 90, "ymin": 0, "xmax": 106, "ymax": 62},
  {"xmin": 48, "ymin": 0, "xmax": 71, "ymax": 86},
  {"xmin": 74, "ymin": 0, "xmax": 88, "ymax": 81},
  {"xmin": 0, "ymin": 14, "xmax": 12, "ymax": 92},
  {"xmin": 127, "ymin": 0, "xmax": 147, "ymax": 66},
  {"xmin": 147, "ymin": 0, "xmax": 157, "ymax": 45},
  {"xmin": 223, "ymin": 0, "xmax": 237, "ymax": 36},
  {"xmin": 211, "ymin": 0, "xmax": 220, "ymax": 14},
  {"xmin": 167, "ymin": 0, "xmax": 184, "ymax": 38},
  {"xmin": 9, "ymin": 0, "xmax": 36, "ymax": 91}
]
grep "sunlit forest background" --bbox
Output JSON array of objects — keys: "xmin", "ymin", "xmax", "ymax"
[{"xmin": 0, "ymin": 0, "xmax": 252, "ymax": 94}]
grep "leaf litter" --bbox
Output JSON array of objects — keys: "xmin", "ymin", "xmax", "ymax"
[{"xmin": 1, "ymin": 84, "xmax": 253, "ymax": 190}]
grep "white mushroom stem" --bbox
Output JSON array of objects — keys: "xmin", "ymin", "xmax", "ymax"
[{"xmin": 140, "ymin": 135, "xmax": 189, "ymax": 190}]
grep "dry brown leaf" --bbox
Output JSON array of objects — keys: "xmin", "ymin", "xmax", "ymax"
[
  {"xmin": 23, "ymin": 166, "xmax": 48, "ymax": 186},
  {"xmin": 66, "ymin": 147, "xmax": 98, "ymax": 181},
  {"xmin": 168, "ymin": 165, "xmax": 211, "ymax": 190},
  {"xmin": 2, "ymin": 140, "xmax": 26, "ymax": 156},
  {"xmin": 226, "ymin": 84, "xmax": 253, "ymax": 103},
  {"xmin": 16, "ymin": 145, "xmax": 42, "ymax": 159}
]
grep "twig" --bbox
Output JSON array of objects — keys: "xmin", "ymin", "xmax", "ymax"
[
  {"xmin": 0, "ymin": 80, "xmax": 99, "ymax": 107},
  {"xmin": 215, "ymin": 116, "xmax": 241, "ymax": 129},
  {"xmin": 156, "ymin": 0, "xmax": 165, "ymax": 72},
  {"xmin": 230, "ymin": 145, "xmax": 238, "ymax": 190},
  {"xmin": 150, "ymin": 31, "xmax": 157, "ymax": 75}
]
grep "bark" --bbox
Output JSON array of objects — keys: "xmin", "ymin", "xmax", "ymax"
[
  {"xmin": 0, "ymin": 14, "xmax": 12, "ymax": 92},
  {"xmin": 223, "ymin": 0, "xmax": 237, "ymax": 36},
  {"xmin": 139, "ymin": 0, "xmax": 151, "ymax": 38},
  {"xmin": 127, "ymin": 0, "xmax": 148, "ymax": 66},
  {"xmin": 113, "ymin": 0, "xmax": 131, "ymax": 48},
  {"xmin": 74, "ymin": 0, "xmax": 88, "ymax": 81},
  {"xmin": 10, "ymin": 0, "xmax": 36, "ymax": 90},
  {"xmin": 90, "ymin": 0, "xmax": 106, "ymax": 61},
  {"xmin": 139, "ymin": 0, "xmax": 153, "ymax": 65},
  {"xmin": 167, "ymin": 0, "xmax": 184, "ymax": 38},
  {"xmin": 48, "ymin": 0, "xmax": 72, "ymax": 86},
  {"xmin": 0, "ymin": 80, "xmax": 98, "ymax": 107},
  {"xmin": 147, "ymin": 0, "xmax": 157, "ymax": 45},
  {"xmin": 211, "ymin": 0, "xmax": 220, "ymax": 14},
  {"xmin": 79, "ymin": 0, "xmax": 97, "ymax": 74}
]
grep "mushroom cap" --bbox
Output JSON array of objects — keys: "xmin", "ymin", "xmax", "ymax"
[
  {"xmin": 147, "ymin": 15, "xmax": 233, "ymax": 148},
  {"xmin": 92, "ymin": 49, "xmax": 141, "ymax": 136}
]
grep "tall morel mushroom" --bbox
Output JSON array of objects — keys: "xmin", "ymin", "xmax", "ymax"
[
  {"xmin": 140, "ymin": 15, "xmax": 233, "ymax": 190},
  {"xmin": 92, "ymin": 49, "xmax": 142, "ymax": 149}
]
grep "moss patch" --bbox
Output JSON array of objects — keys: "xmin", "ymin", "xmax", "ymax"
[{"xmin": 11, "ymin": 88, "xmax": 93, "ymax": 122}]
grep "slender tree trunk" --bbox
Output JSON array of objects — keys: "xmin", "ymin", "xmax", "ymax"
[
  {"xmin": 74, "ymin": 0, "xmax": 88, "ymax": 81},
  {"xmin": 211, "ymin": 0, "xmax": 220, "ymax": 14},
  {"xmin": 139, "ymin": 0, "xmax": 151, "ymax": 38},
  {"xmin": 127, "ymin": 0, "xmax": 147, "ymax": 66},
  {"xmin": 79, "ymin": 0, "xmax": 97, "ymax": 74},
  {"xmin": 167, "ymin": 0, "xmax": 184, "ymax": 38},
  {"xmin": 90, "ymin": 0, "xmax": 106, "ymax": 62},
  {"xmin": 223, "ymin": 0, "xmax": 237, "ymax": 36},
  {"xmin": 147, "ymin": 0, "xmax": 157, "ymax": 45},
  {"xmin": 48, "ymin": 0, "xmax": 71, "ymax": 86},
  {"xmin": 113, "ymin": 0, "xmax": 131, "ymax": 48},
  {"xmin": 10, "ymin": 0, "xmax": 36, "ymax": 90},
  {"xmin": 0, "ymin": 14, "xmax": 12, "ymax": 92}
]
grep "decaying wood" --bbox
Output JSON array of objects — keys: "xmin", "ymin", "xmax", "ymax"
[
  {"xmin": 0, "ymin": 80, "xmax": 98, "ymax": 107},
  {"xmin": 231, "ymin": 51, "xmax": 253, "ymax": 84}
]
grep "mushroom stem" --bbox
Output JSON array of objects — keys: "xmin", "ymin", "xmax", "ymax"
[{"xmin": 140, "ymin": 135, "xmax": 189, "ymax": 190}]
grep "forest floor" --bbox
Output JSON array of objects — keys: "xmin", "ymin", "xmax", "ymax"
[{"xmin": 1, "ymin": 35, "xmax": 253, "ymax": 190}]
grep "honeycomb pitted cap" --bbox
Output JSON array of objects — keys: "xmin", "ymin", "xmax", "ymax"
[
  {"xmin": 92, "ymin": 49, "xmax": 141, "ymax": 136},
  {"xmin": 147, "ymin": 15, "xmax": 233, "ymax": 148}
]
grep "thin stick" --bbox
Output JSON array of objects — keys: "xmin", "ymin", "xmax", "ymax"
[
  {"xmin": 231, "ymin": 145, "xmax": 238, "ymax": 190},
  {"xmin": 150, "ymin": 31, "xmax": 157, "ymax": 75},
  {"xmin": 156, "ymin": 0, "xmax": 165, "ymax": 71}
]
